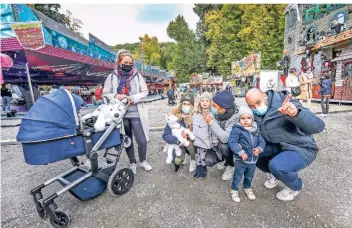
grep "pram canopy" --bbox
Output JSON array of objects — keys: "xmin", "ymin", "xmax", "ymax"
[{"xmin": 17, "ymin": 89, "xmax": 84, "ymax": 143}]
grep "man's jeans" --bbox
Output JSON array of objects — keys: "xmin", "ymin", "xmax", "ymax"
[
  {"xmin": 2, "ymin": 96, "xmax": 12, "ymax": 112},
  {"xmin": 256, "ymin": 144, "xmax": 309, "ymax": 191},
  {"xmin": 231, "ymin": 160, "xmax": 256, "ymax": 190},
  {"xmin": 218, "ymin": 143, "xmax": 234, "ymax": 167}
]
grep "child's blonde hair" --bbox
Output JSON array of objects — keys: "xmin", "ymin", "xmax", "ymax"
[
  {"xmin": 171, "ymin": 103, "xmax": 194, "ymax": 128},
  {"xmin": 194, "ymin": 92, "xmax": 213, "ymax": 114}
]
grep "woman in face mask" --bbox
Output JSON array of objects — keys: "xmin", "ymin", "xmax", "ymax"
[
  {"xmin": 103, "ymin": 49, "xmax": 151, "ymax": 175},
  {"xmin": 162, "ymin": 92, "xmax": 196, "ymax": 172}
]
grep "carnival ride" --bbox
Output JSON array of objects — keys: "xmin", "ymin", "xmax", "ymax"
[{"xmin": 0, "ymin": 4, "xmax": 175, "ymax": 110}]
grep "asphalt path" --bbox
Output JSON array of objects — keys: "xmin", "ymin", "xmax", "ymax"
[{"xmin": 1, "ymin": 98, "xmax": 352, "ymax": 228}]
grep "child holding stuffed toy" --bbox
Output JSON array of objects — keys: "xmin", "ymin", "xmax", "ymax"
[
  {"xmin": 162, "ymin": 92, "xmax": 196, "ymax": 172},
  {"xmin": 228, "ymin": 105, "xmax": 265, "ymax": 202},
  {"xmin": 192, "ymin": 92, "xmax": 219, "ymax": 179}
]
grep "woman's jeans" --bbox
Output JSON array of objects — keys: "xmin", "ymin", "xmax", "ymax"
[
  {"xmin": 2, "ymin": 96, "xmax": 12, "ymax": 112},
  {"xmin": 123, "ymin": 118, "xmax": 147, "ymax": 164},
  {"xmin": 320, "ymin": 95, "xmax": 330, "ymax": 114}
]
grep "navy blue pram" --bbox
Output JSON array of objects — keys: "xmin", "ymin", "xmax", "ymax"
[{"xmin": 16, "ymin": 89, "xmax": 134, "ymax": 228}]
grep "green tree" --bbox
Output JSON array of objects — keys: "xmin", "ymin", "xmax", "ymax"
[
  {"xmin": 64, "ymin": 10, "xmax": 83, "ymax": 36},
  {"xmin": 30, "ymin": 4, "xmax": 66, "ymax": 25},
  {"xmin": 204, "ymin": 4, "xmax": 286, "ymax": 75},
  {"xmin": 237, "ymin": 4, "xmax": 286, "ymax": 70},
  {"xmin": 160, "ymin": 42, "xmax": 176, "ymax": 70},
  {"xmin": 204, "ymin": 5, "xmax": 245, "ymax": 76},
  {"xmin": 29, "ymin": 4, "xmax": 83, "ymax": 37},
  {"xmin": 136, "ymin": 34, "xmax": 161, "ymax": 66},
  {"xmin": 111, "ymin": 43, "xmax": 139, "ymax": 54},
  {"xmin": 167, "ymin": 15, "xmax": 206, "ymax": 83}
]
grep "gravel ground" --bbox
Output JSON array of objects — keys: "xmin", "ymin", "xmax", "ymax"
[{"xmin": 1, "ymin": 104, "xmax": 352, "ymax": 228}]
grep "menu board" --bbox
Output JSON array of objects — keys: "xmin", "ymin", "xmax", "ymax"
[{"xmin": 11, "ymin": 22, "xmax": 45, "ymax": 50}]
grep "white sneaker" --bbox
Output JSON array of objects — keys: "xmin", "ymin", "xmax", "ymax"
[
  {"xmin": 182, "ymin": 156, "xmax": 187, "ymax": 165},
  {"xmin": 189, "ymin": 160, "xmax": 196, "ymax": 172},
  {"xmin": 140, "ymin": 161, "xmax": 152, "ymax": 171},
  {"xmin": 231, "ymin": 190, "xmax": 240, "ymax": 202},
  {"xmin": 244, "ymin": 189, "xmax": 256, "ymax": 200},
  {"xmin": 264, "ymin": 174, "xmax": 280, "ymax": 189},
  {"xmin": 130, "ymin": 163, "xmax": 137, "ymax": 174},
  {"xmin": 276, "ymin": 186, "xmax": 301, "ymax": 201},
  {"xmin": 166, "ymin": 157, "xmax": 172, "ymax": 164},
  {"xmin": 217, "ymin": 161, "xmax": 225, "ymax": 171},
  {"xmin": 222, "ymin": 166, "xmax": 234, "ymax": 181}
]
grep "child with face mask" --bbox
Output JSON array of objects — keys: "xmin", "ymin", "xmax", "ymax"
[
  {"xmin": 162, "ymin": 92, "xmax": 196, "ymax": 172},
  {"xmin": 192, "ymin": 92, "xmax": 219, "ymax": 179},
  {"xmin": 228, "ymin": 105, "xmax": 265, "ymax": 202}
]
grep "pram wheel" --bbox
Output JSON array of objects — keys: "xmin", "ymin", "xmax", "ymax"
[
  {"xmin": 49, "ymin": 210, "xmax": 70, "ymax": 228},
  {"xmin": 108, "ymin": 166, "xmax": 134, "ymax": 196},
  {"xmin": 123, "ymin": 136, "xmax": 132, "ymax": 148},
  {"xmin": 36, "ymin": 204, "xmax": 47, "ymax": 219}
]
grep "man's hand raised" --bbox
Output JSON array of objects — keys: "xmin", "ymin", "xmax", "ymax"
[{"xmin": 278, "ymin": 94, "xmax": 298, "ymax": 117}]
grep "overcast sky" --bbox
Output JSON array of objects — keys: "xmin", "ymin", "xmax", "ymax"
[{"xmin": 60, "ymin": 4, "xmax": 199, "ymax": 46}]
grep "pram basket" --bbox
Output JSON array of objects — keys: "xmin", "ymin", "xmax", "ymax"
[{"xmin": 16, "ymin": 89, "xmax": 134, "ymax": 228}]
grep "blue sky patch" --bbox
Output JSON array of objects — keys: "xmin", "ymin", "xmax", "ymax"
[{"xmin": 137, "ymin": 4, "xmax": 179, "ymax": 23}]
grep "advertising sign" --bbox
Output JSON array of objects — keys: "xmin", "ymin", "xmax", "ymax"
[
  {"xmin": 231, "ymin": 52, "xmax": 261, "ymax": 77},
  {"xmin": 11, "ymin": 22, "xmax": 45, "ymax": 50}
]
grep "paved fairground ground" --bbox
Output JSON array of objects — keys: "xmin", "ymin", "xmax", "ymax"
[{"xmin": 1, "ymin": 97, "xmax": 352, "ymax": 228}]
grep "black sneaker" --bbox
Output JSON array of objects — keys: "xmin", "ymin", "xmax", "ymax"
[
  {"xmin": 193, "ymin": 165, "xmax": 201, "ymax": 178},
  {"xmin": 174, "ymin": 164, "xmax": 181, "ymax": 172}
]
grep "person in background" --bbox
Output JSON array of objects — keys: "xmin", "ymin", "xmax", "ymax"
[
  {"xmin": 167, "ymin": 88, "xmax": 175, "ymax": 106},
  {"xmin": 94, "ymin": 84, "xmax": 104, "ymax": 105},
  {"xmin": 318, "ymin": 74, "xmax": 332, "ymax": 117},
  {"xmin": 1, "ymin": 83, "xmax": 12, "ymax": 113},
  {"xmin": 202, "ymin": 91, "xmax": 239, "ymax": 181},
  {"xmin": 103, "ymin": 50, "xmax": 152, "ymax": 174},
  {"xmin": 285, "ymin": 68, "xmax": 300, "ymax": 94},
  {"xmin": 298, "ymin": 67, "xmax": 314, "ymax": 105}
]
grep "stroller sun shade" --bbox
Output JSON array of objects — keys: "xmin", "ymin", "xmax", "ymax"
[{"xmin": 17, "ymin": 89, "xmax": 84, "ymax": 143}]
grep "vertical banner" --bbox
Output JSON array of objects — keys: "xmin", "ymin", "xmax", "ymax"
[{"xmin": 11, "ymin": 22, "xmax": 45, "ymax": 50}]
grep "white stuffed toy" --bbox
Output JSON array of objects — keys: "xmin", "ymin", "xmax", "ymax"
[
  {"xmin": 165, "ymin": 113, "xmax": 195, "ymax": 164},
  {"xmin": 82, "ymin": 94, "xmax": 127, "ymax": 131}
]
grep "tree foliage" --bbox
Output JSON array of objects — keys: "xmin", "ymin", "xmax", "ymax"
[
  {"xmin": 133, "ymin": 34, "xmax": 161, "ymax": 66},
  {"xmin": 167, "ymin": 15, "xmax": 206, "ymax": 83},
  {"xmin": 204, "ymin": 4, "xmax": 286, "ymax": 76},
  {"xmin": 29, "ymin": 4, "xmax": 83, "ymax": 37}
]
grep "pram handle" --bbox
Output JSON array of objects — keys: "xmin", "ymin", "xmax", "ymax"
[{"xmin": 120, "ymin": 97, "xmax": 129, "ymax": 105}]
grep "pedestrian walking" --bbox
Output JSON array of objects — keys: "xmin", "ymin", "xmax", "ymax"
[
  {"xmin": 1, "ymin": 83, "xmax": 12, "ymax": 113},
  {"xmin": 319, "ymin": 74, "xmax": 332, "ymax": 116}
]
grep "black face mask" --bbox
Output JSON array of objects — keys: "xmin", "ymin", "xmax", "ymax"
[{"xmin": 120, "ymin": 64, "xmax": 133, "ymax": 73}]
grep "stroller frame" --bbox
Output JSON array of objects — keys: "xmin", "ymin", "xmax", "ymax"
[{"xmin": 30, "ymin": 120, "xmax": 134, "ymax": 228}]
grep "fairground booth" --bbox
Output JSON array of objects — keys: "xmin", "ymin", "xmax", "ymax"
[{"xmin": 1, "ymin": 4, "xmax": 172, "ymax": 112}]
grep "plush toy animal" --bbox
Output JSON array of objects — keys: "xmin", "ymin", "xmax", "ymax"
[
  {"xmin": 164, "ymin": 113, "xmax": 195, "ymax": 164},
  {"xmin": 82, "ymin": 94, "xmax": 127, "ymax": 131}
]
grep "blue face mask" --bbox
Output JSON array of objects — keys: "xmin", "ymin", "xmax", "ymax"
[
  {"xmin": 181, "ymin": 105, "xmax": 191, "ymax": 115},
  {"xmin": 253, "ymin": 103, "xmax": 268, "ymax": 116},
  {"xmin": 210, "ymin": 107, "xmax": 218, "ymax": 116}
]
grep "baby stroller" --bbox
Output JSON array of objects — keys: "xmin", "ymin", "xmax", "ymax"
[{"xmin": 16, "ymin": 89, "xmax": 134, "ymax": 228}]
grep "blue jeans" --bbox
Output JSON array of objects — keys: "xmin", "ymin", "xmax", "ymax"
[
  {"xmin": 256, "ymin": 144, "xmax": 308, "ymax": 191},
  {"xmin": 231, "ymin": 160, "xmax": 256, "ymax": 191},
  {"xmin": 2, "ymin": 96, "xmax": 12, "ymax": 112}
]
